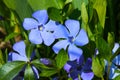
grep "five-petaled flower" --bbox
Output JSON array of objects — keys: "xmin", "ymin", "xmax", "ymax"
[
  {"xmin": 8, "ymin": 41, "xmax": 39, "ymax": 79},
  {"xmin": 23, "ymin": 10, "xmax": 58, "ymax": 46},
  {"xmin": 52, "ymin": 19, "xmax": 89, "ymax": 61},
  {"xmin": 64, "ymin": 55, "xmax": 94, "ymax": 80}
]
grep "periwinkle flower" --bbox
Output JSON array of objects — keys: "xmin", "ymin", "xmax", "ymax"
[
  {"xmin": 8, "ymin": 41, "xmax": 39, "ymax": 79},
  {"xmin": 109, "ymin": 43, "xmax": 120, "ymax": 79},
  {"xmin": 52, "ymin": 19, "xmax": 89, "ymax": 61},
  {"xmin": 64, "ymin": 55, "xmax": 94, "ymax": 80},
  {"xmin": 23, "ymin": 10, "xmax": 58, "ymax": 46}
]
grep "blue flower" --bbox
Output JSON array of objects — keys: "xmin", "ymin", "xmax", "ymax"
[
  {"xmin": 109, "ymin": 43, "xmax": 120, "ymax": 79},
  {"xmin": 52, "ymin": 19, "xmax": 89, "ymax": 60},
  {"xmin": 64, "ymin": 55, "xmax": 94, "ymax": 80},
  {"xmin": 23, "ymin": 10, "xmax": 58, "ymax": 46},
  {"xmin": 8, "ymin": 41, "xmax": 39, "ymax": 79}
]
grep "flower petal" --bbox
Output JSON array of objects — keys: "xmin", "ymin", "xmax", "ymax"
[
  {"xmin": 69, "ymin": 70, "xmax": 79, "ymax": 80},
  {"xmin": 68, "ymin": 44, "xmax": 83, "ymax": 61},
  {"xmin": 41, "ymin": 31, "xmax": 55, "ymax": 46},
  {"xmin": 29, "ymin": 29, "xmax": 42, "ymax": 44},
  {"xmin": 112, "ymin": 43, "xmax": 119, "ymax": 53},
  {"xmin": 52, "ymin": 40, "xmax": 69, "ymax": 54},
  {"xmin": 81, "ymin": 72, "xmax": 94, "ymax": 80},
  {"xmin": 8, "ymin": 52, "xmax": 28, "ymax": 61},
  {"xmin": 82, "ymin": 58, "xmax": 92, "ymax": 72},
  {"xmin": 13, "ymin": 41, "xmax": 26, "ymax": 57},
  {"xmin": 75, "ymin": 29, "xmax": 89, "ymax": 46},
  {"xmin": 65, "ymin": 19, "xmax": 80, "ymax": 37},
  {"xmin": 45, "ymin": 20, "xmax": 69, "ymax": 38},
  {"xmin": 32, "ymin": 66, "xmax": 39, "ymax": 79},
  {"xmin": 32, "ymin": 10, "xmax": 48, "ymax": 24},
  {"xmin": 23, "ymin": 18, "xmax": 38, "ymax": 30},
  {"xmin": 64, "ymin": 63, "xmax": 72, "ymax": 73}
]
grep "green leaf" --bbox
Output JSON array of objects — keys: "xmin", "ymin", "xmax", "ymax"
[
  {"xmin": 107, "ymin": 32, "xmax": 115, "ymax": 50},
  {"xmin": 40, "ymin": 68, "xmax": 58, "ymax": 77},
  {"xmin": 96, "ymin": 37, "xmax": 112, "ymax": 60},
  {"xmin": 81, "ymin": 2, "xmax": 88, "ymax": 24},
  {"xmin": 32, "ymin": 59, "xmax": 52, "ymax": 69},
  {"xmin": 48, "ymin": 7, "xmax": 63, "ymax": 22},
  {"xmin": 0, "ymin": 61, "xmax": 26, "ymax": 80},
  {"xmin": 56, "ymin": 49, "xmax": 68, "ymax": 69},
  {"xmin": 93, "ymin": 0, "xmax": 107, "ymax": 28},
  {"xmin": 114, "ymin": 75, "xmax": 120, "ymax": 80},
  {"xmin": 3, "ymin": 0, "xmax": 32, "ymax": 21},
  {"xmin": 5, "ymin": 32, "xmax": 19, "ymax": 42},
  {"xmin": 0, "ymin": 50, "xmax": 4, "ymax": 68},
  {"xmin": 24, "ymin": 64, "xmax": 36, "ymax": 80},
  {"xmin": 27, "ymin": 0, "xmax": 63, "ymax": 11},
  {"xmin": 92, "ymin": 57, "xmax": 105, "ymax": 78}
]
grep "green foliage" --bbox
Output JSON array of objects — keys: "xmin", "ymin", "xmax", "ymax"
[
  {"xmin": 92, "ymin": 56, "xmax": 105, "ymax": 78},
  {"xmin": 0, "ymin": 61, "xmax": 26, "ymax": 80},
  {"xmin": 96, "ymin": 37, "xmax": 112, "ymax": 60},
  {"xmin": 24, "ymin": 64, "xmax": 36, "ymax": 80},
  {"xmin": 56, "ymin": 49, "xmax": 68, "ymax": 69}
]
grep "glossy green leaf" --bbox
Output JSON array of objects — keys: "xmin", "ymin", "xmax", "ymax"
[
  {"xmin": 24, "ymin": 64, "xmax": 36, "ymax": 80},
  {"xmin": 113, "ymin": 75, "xmax": 120, "ymax": 80},
  {"xmin": 93, "ymin": 0, "xmax": 107, "ymax": 28},
  {"xmin": 27, "ymin": 0, "xmax": 63, "ymax": 11},
  {"xmin": 56, "ymin": 49, "xmax": 68, "ymax": 69},
  {"xmin": 3, "ymin": 0, "xmax": 32, "ymax": 21},
  {"xmin": 0, "ymin": 61, "xmax": 26, "ymax": 80},
  {"xmin": 40, "ymin": 68, "xmax": 58, "ymax": 77},
  {"xmin": 81, "ymin": 2, "xmax": 88, "ymax": 24},
  {"xmin": 96, "ymin": 37, "xmax": 112, "ymax": 60},
  {"xmin": 48, "ymin": 7, "xmax": 63, "ymax": 22},
  {"xmin": 92, "ymin": 57, "xmax": 105, "ymax": 78}
]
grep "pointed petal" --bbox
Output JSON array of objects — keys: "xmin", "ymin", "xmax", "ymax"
[
  {"xmin": 64, "ymin": 63, "xmax": 72, "ymax": 73},
  {"xmin": 13, "ymin": 41, "xmax": 26, "ymax": 57},
  {"xmin": 41, "ymin": 31, "xmax": 55, "ymax": 46},
  {"xmin": 32, "ymin": 66, "xmax": 39, "ymax": 79},
  {"xmin": 112, "ymin": 43, "xmax": 119, "ymax": 53},
  {"xmin": 65, "ymin": 19, "xmax": 80, "ymax": 37},
  {"xmin": 8, "ymin": 52, "xmax": 28, "ymax": 61},
  {"xmin": 23, "ymin": 18, "xmax": 38, "ymax": 30},
  {"xmin": 75, "ymin": 29, "xmax": 89, "ymax": 46},
  {"xmin": 29, "ymin": 29, "xmax": 42, "ymax": 44},
  {"xmin": 68, "ymin": 44, "xmax": 83, "ymax": 61},
  {"xmin": 81, "ymin": 72, "xmax": 94, "ymax": 80},
  {"xmin": 52, "ymin": 40, "xmax": 69, "ymax": 53},
  {"xmin": 32, "ymin": 10, "xmax": 48, "ymax": 24},
  {"xmin": 78, "ymin": 55, "xmax": 84, "ymax": 65}
]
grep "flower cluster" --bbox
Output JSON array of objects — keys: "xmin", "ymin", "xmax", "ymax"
[{"xmin": 9, "ymin": 10, "xmax": 90, "ymax": 79}]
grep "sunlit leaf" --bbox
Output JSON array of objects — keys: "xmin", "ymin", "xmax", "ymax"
[{"xmin": 93, "ymin": 0, "xmax": 107, "ymax": 28}]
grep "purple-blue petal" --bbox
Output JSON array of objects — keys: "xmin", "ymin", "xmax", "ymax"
[
  {"xmin": 74, "ymin": 29, "xmax": 89, "ymax": 46},
  {"xmin": 23, "ymin": 18, "xmax": 38, "ymax": 30},
  {"xmin": 32, "ymin": 66, "xmax": 39, "ymax": 79},
  {"xmin": 112, "ymin": 43, "xmax": 119, "ymax": 53},
  {"xmin": 8, "ymin": 52, "xmax": 28, "ymax": 61},
  {"xmin": 52, "ymin": 40, "xmax": 69, "ymax": 54},
  {"xmin": 32, "ymin": 10, "xmax": 48, "ymax": 24},
  {"xmin": 65, "ymin": 19, "xmax": 80, "ymax": 37},
  {"xmin": 41, "ymin": 31, "xmax": 55, "ymax": 46},
  {"xmin": 64, "ymin": 63, "xmax": 72, "ymax": 73},
  {"xmin": 13, "ymin": 41, "xmax": 26, "ymax": 57},
  {"xmin": 68, "ymin": 44, "xmax": 83, "ymax": 61},
  {"xmin": 69, "ymin": 70, "xmax": 79, "ymax": 80},
  {"xmin": 29, "ymin": 29, "xmax": 42, "ymax": 44},
  {"xmin": 81, "ymin": 72, "xmax": 94, "ymax": 80}
]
